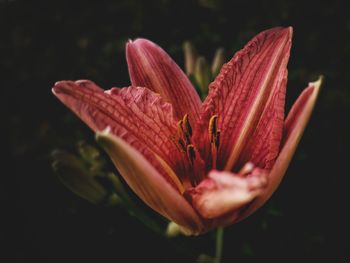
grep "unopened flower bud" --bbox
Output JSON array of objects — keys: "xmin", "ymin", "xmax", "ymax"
[
  {"xmin": 195, "ymin": 56, "xmax": 212, "ymax": 96},
  {"xmin": 165, "ymin": 221, "xmax": 182, "ymax": 238},
  {"xmin": 51, "ymin": 150, "xmax": 108, "ymax": 204},
  {"xmin": 211, "ymin": 48, "xmax": 225, "ymax": 77},
  {"xmin": 183, "ymin": 41, "xmax": 197, "ymax": 76}
]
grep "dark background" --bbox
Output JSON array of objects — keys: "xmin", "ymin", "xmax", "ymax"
[{"xmin": 2, "ymin": 0, "xmax": 350, "ymax": 262}]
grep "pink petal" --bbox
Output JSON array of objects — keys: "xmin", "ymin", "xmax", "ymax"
[
  {"xmin": 237, "ymin": 77, "xmax": 322, "ymax": 222},
  {"xmin": 52, "ymin": 80, "xmax": 180, "ymax": 171},
  {"xmin": 186, "ymin": 169, "xmax": 267, "ymax": 219},
  {"xmin": 96, "ymin": 131, "xmax": 204, "ymax": 235},
  {"xmin": 193, "ymin": 27, "xmax": 292, "ymax": 171},
  {"xmin": 126, "ymin": 38, "xmax": 202, "ymax": 121},
  {"xmin": 237, "ymin": 71, "xmax": 287, "ymax": 170}
]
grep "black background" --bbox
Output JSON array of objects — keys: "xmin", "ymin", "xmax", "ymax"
[{"xmin": 2, "ymin": 0, "xmax": 350, "ymax": 262}]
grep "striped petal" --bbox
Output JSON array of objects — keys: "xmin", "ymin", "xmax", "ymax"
[
  {"xmin": 236, "ymin": 70, "xmax": 287, "ymax": 170},
  {"xmin": 186, "ymin": 169, "xmax": 267, "ymax": 219},
  {"xmin": 126, "ymin": 38, "xmax": 202, "ymax": 121},
  {"xmin": 96, "ymin": 131, "xmax": 204, "ymax": 235},
  {"xmin": 52, "ymin": 80, "xmax": 180, "ymax": 170},
  {"xmin": 237, "ymin": 77, "xmax": 322, "ymax": 221},
  {"xmin": 52, "ymin": 80, "xmax": 191, "ymax": 192},
  {"xmin": 193, "ymin": 27, "xmax": 292, "ymax": 171}
]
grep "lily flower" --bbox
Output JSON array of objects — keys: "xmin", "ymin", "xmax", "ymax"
[{"xmin": 52, "ymin": 27, "xmax": 321, "ymax": 235}]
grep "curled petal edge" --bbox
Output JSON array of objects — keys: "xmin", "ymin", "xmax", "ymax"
[
  {"xmin": 237, "ymin": 76, "xmax": 323, "ymax": 222},
  {"xmin": 187, "ymin": 169, "xmax": 268, "ymax": 219}
]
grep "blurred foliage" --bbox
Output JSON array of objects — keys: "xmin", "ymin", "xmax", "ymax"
[
  {"xmin": 51, "ymin": 141, "xmax": 167, "ymax": 235},
  {"xmin": 183, "ymin": 41, "xmax": 225, "ymax": 98},
  {"xmin": 2, "ymin": 0, "xmax": 350, "ymax": 262}
]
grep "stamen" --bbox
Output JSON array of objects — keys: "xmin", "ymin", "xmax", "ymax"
[
  {"xmin": 175, "ymin": 114, "xmax": 193, "ymax": 151},
  {"xmin": 181, "ymin": 114, "xmax": 192, "ymax": 145},
  {"xmin": 154, "ymin": 153, "xmax": 185, "ymax": 194},
  {"xmin": 186, "ymin": 144, "xmax": 202, "ymax": 186},
  {"xmin": 178, "ymin": 138, "xmax": 187, "ymax": 152},
  {"xmin": 182, "ymin": 114, "xmax": 192, "ymax": 136},
  {"xmin": 170, "ymin": 136, "xmax": 186, "ymax": 153},
  {"xmin": 208, "ymin": 115, "xmax": 218, "ymax": 143},
  {"xmin": 186, "ymin": 144, "xmax": 196, "ymax": 165},
  {"xmin": 177, "ymin": 119, "xmax": 184, "ymax": 138},
  {"xmin": 215, "ymin": 130, "xmax": 221, "ymax": 148},
  {"xmin": 176, "ymin": 119, "xmax": 189, "ymax": 150},
  {"xmin": 208, "ymin": 115, "xmax": 220, "ymax": 169},
  {"xmin": 211, "ymin": 143, "xmax": 217, "ymax": 169}
]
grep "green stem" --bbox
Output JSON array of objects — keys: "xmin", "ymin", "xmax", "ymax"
[{"xmin": 215, "ymin": 227, "xmax": 224, "ymax": 263}]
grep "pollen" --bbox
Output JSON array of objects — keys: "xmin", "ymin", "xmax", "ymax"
[
  {"xmin": 208, "ymin": 115, "xmax": 218, "ymax": 143},
  {"xmin": 182, "ymin": 113, "xmax": 192, "ymax": 136},
  {"xmin": 175, "ymin": 113, "xmax": 193, "ymax": 152}
]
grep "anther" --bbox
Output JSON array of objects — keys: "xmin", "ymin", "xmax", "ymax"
[
  {"xmin": 177, "ymin": 114, "xmax": 192, "ymax": 146},
  {"xmin": 177, "ymin": 120, "xmax": 184, "ymax": 138},
  {"xmin": 186, "ymin": 144, "xmax": 196, "ymax": 165},
  {"xmin": 208, "ymin": 115, "xmax": 218, "ymax": 143},
  {"xmin": 182, "ymin": 114, "xmax": 192, "ymax": 136}
]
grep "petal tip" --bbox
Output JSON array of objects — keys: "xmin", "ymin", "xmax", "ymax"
[
  {"xmin": 51, "ymin": 87, "xmax": 61, "ymax": 97},
  {"xmin": 309, "ymin": 75, "xmax": 324, "ymax": 91},
  {"xmin": 51, "ymin": 86, "xmax": 58, "ymax": 95},
  {"xmin": 280, "ymin": 26, "xmax": 293, "ymax": 41},
  {"xmin": 126, "ymin": 38, "xmax": 152, "ymax": 48},
  {"xmin": 272, "ymin": 26, "xmax": 293, "ymax": 40},
  {"xmin": 52, "ymin": 81, "xmax": 67, "ymax": 95}
]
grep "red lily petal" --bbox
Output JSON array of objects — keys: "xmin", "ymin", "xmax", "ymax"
[
  {"xmin": 187, "ymin": 169, "xmax": 267, "ymax": 219},
  {"xmin": 126, "ymin": 38, "xmax": 202, "ymax": 121},
  {"xmin": 237, "ymin": 71, "xmax": 287, "ymax": 170},
  {"xmin": 193, "ymin": 27, "xmax": 292, "ymax": 171},
  {"xmin": 52, "ymin": 80, "xmax": 180, "ymax": 174},
  {"xmin": 237, "ymin": 77, "xmax": 322, "ymax": 222},
  {"xmin": 96, "ymin": 131, "xmax": 204, "ymax": 234}
]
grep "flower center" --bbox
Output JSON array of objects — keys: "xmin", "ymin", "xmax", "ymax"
[
  {"xmin": 176, "ymin": 114, "xmax": 196, "ymax": 162},
  {"xmin": 172, "ymin": 114, "xmax": 223, "ymax": 188},
  {"xmin": 173, "ymin": 114, "xmax": 204, "ymax": 186}
]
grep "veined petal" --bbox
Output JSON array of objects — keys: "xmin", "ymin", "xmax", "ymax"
[
  {"xmin": 237, "ymin": 77, "xmax": 322, "ymax": 221},
  {"xmin": 96, "ymin": 131, "xmax": 204, "ymax": 234},
  {"xmin": 52, "ymin": 80, "xmax": 180, "ymax": 170},
  {"xmin": 193, "ymin": 27, "xmax": 292, "ymax": 171},
  {"xmin": 126, "ymin": 38, "xmax": 202, "ymax": 121},
  {"xmin": 237, "ymin": 70, "xmax": 287, "ymax": 170},
  {"xmin": 186, "ymin": 169, "xmax": 267, "ymax": 219}
]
